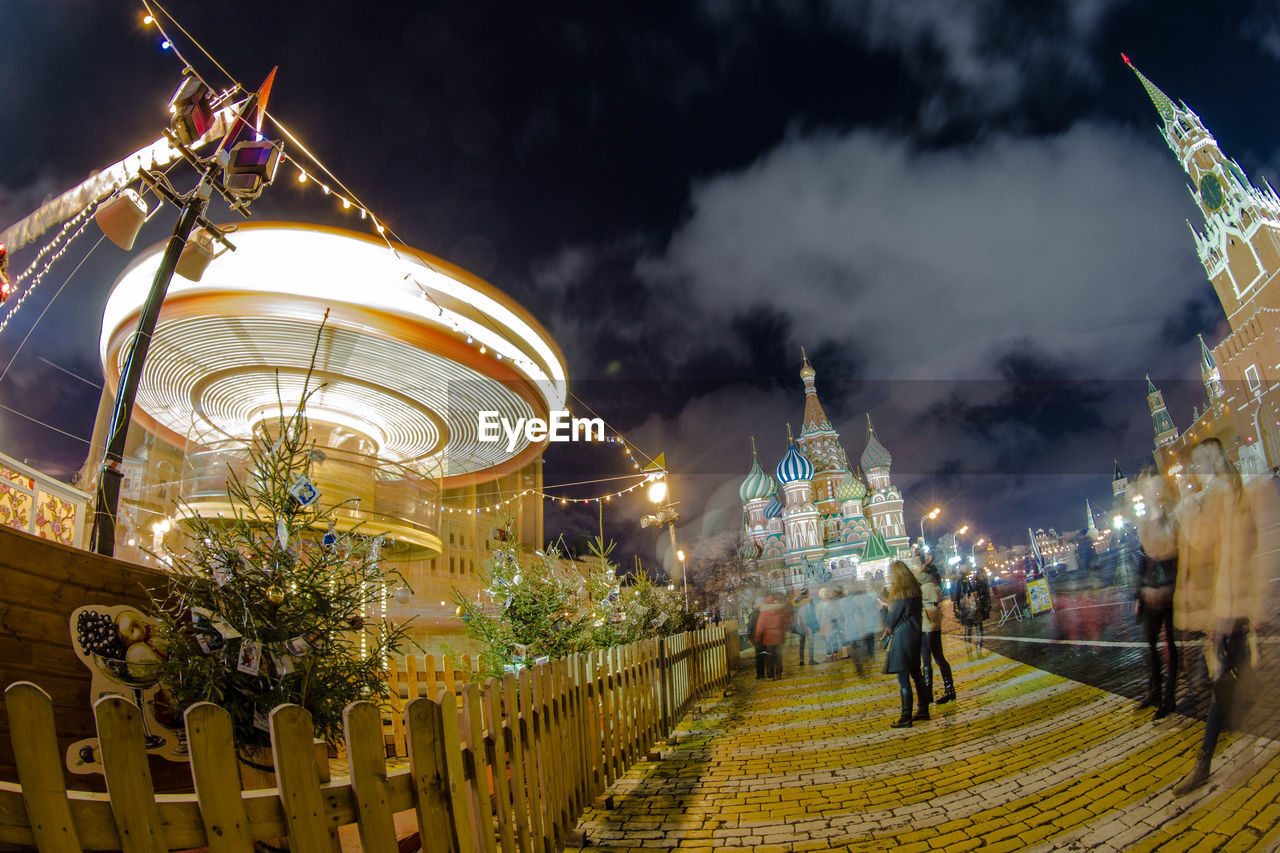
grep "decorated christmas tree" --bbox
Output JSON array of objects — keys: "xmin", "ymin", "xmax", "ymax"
[
  {"xmin": 146, "ymin": 380, "xmax": 410, "ymax": 751},
  {"xmin": 456, "ymin": 523, "xmax": 697, "ymax": 676}
]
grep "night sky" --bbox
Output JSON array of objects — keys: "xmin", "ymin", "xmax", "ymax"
[{"xmin": 3, "ymin": 0, "xmax": 1278, "ymax": 570}]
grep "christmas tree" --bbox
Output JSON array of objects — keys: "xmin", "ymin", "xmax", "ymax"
[
  {"xmin": 147, "ymin": 381, "xmax": 410, "ymax": 751},
  {"xmin": 456, "ymin": 523, "xmax": 696, "ymax": 677}
]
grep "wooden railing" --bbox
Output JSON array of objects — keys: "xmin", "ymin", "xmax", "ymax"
[{"xmin": 0, "ymin": 622, "xmax": 736, "ymax": 851}]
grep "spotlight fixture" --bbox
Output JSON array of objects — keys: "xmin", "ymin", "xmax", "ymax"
[
  {"xmin": 168, "ymin": 76, "xmax": 214, "ymax": 145},
  {"xmin": 175, "ymin": 227, "xmax": 218, "ymax": 281},
  {"xmin": 223, "ymin": 140, "xmax": 282, "ymax": 200}
]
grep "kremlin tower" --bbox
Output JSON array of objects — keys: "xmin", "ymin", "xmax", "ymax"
[
  {"xmin": 739, "ymin": 352, "xmax": 908, "ymax": 589},
  {"xmin": 1126, "ymin": 57, "xmax": 1280, "ymax": 474}
]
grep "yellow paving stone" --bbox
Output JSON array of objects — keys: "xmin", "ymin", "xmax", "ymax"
[{"xmin": 569, "ymin": 637, "xmax": 1278, "ymax": 852}]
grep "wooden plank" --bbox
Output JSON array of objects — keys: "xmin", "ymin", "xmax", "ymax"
[
  {"xmin": 184, "ymin": 702, "xmax": 252, "ymax": 853},
  {"xmin": 269, "ymin": 704, "xmax": 337, "ymax": 853},
  {"xmin": 388, "ymin": 655, "xmax": 407, "ymax": 757},
  {"xmin": 571, "ymin": 655, "xmax": 589, "ymax": 812},
  {"xmin": 5, "ymin": 682, "xmax": 83, "ymax": 853},
  {"xmin": 442, "ymin": 655, "xmax": 458, "ymax": 696},
  {"xmin": 438, "ymin": 689, "xmax": 478, "ymax": 853},
  {"xmin": 483, "ymin": 679, "xmax": 516, "ymax": 853},
  {"xmin": 405, "ymin": 697, "xmax": 454, "ymax": 853},
  {"xmin": 562, "ymin": 659, "xmax": 581, "ymax": 820},
  {"xmin": 406, "ymin": 654, "xmax": 422, "ymax": 701},
  {"xmin": 92, "ymin": 696, "xmax": 165, "ymax": 853},
  {"xmin": 501, "ymin": 674, "xmax": 533, "ymax": 853},
  {"xmin": 529, "ymin": 665, "xmax": 554, "ymax": 849},
  {"xmin": 600, "ymin": 648, "xmax": 616, "ymax": 785},
  {"xmin": 460, "ymin": 654, "xmax": 473, "ymax": 684},
  {"xmin": 587, "ymin": 652, "xmax": 604, "ymax": 794},
  {"xmin": 343, "ymin": 702, "xmax": 398, "ymax": 853},
  {"xmin": 424, "ymin": 654, "xmax": 439, "ymax": 700},
  {"xmin": 543, "ymin": 664, "xmax": 568, "ymax": 840},
  {"xmin": 462, "ymin": 685, "xmax": 497, "ymax": 853},
  {"xmin": 516, "ymin": 670, "xmax": 545, "ymax": 852}
]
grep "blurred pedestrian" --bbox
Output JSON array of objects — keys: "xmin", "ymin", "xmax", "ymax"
[
  {"xmin": 817, "ymin": 587, "xmax": 845, "ymax": 659},
  {"xmin": 952, "ymin": 567, "xmax": 991, "ymax": 652},
  {"xmin": 1133, "ymin": 466, "xmax": 1179, "ymax": 718},
  {"xmin": 881, "ymin": 561, "xmax": 930, "ymax": 728},
  {"xmin": 1172, "ymin": 437, "xmax": 1259, "ymax": 795},
  {"xmin": 747, "ymin": 598, "xmax": 764, "ymax": 679},
  {"xmin": 843, "ymin": 579, "xmax": 880, "ymax": 676},
  {"xmin": 791, "ymin": 588, "xmax": 818, "ymax": 666},
  {"xmin": 753, "ymin": 593, "xmax": 791, "ymax": 680},
  {"xmin": 916, "ymin": 553, "xmax": 956, "ymax": 704}
]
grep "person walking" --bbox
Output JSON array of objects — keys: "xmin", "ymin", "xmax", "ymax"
[
  {"xmin": 916, "ymin": 553, "xmax": 956, "ymax": 704},
  {"xmin": 953, "ymin": 567, "xmax": 991, "ymax": 652},
  {"xmin": 843, "ymin": 579, "xmax": 880, "ymax": 676},
  {"xmin": 1172, "ymin": 438, "xmax": 1259, "ymax": 795},
  {"xmin": 1133, "ymin": 466, "xmax": 1179, "ymax": 718},
  {"xmin": 881, "ymin": 561, "xmax": 930, "ymax": 728},
  {"xmin": 791, "ymin": 588, "xmax": 818, "ymax": 666},
  {"xmin": 753, "ymin": 593, "xmax": 791, "ymax": 680},
  {"xmin": 747, "ymin": 598, "xmax": 765, "ymax": 680}
]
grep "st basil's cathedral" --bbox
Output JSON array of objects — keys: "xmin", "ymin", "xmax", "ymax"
[{"xmin": 738, "ymin": 352, "xmax": 910, "ymax": 590}]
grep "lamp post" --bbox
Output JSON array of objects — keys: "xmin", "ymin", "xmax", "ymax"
[
  {"xmin": 919, "ymin": 507, "xmax": 940, "ymax": 551},
  {"xmin": 677, "ymin": 549, "xmax": 689, "ymax": 611},
  {"xmin": 640, "ymin": 459, "xmax": 685, "ymax": 611},
  {"xmin": 970, "ymin": 537, "xmax": 985, "ymax": 565},
  {"xmin": 951, "ymin": 525, "xmax": 969, "ymax": 565}
]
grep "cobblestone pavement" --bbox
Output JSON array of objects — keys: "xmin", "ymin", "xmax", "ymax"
[{"xmin": 574, "ymin": 637, "xmax": 1280, "ymax": 852}]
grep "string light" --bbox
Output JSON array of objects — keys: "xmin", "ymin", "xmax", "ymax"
[{"xmin": 0, "ymin": 202, "xmax": 100, "ymax": 339}]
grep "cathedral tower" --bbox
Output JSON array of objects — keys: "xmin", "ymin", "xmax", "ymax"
[
  {"xmin": 776, "ymin": 425, "xmax": 823, "ymax": 565},
  {"xmin": 861, "ymin": 415, "xmax": 909, "ymax": 550}
]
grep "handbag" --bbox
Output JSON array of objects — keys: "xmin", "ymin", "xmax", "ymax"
[{"xmin": 880, "ymin": 633, "xmax": 892, "ymax": 650}]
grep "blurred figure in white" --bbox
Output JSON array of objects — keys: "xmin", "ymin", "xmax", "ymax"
[{"xmin": 1172, "ymin": 438, "xmax": 1259, "ymax": 795}]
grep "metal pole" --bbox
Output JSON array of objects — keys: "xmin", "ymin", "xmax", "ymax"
[{"xmin": 91, "ymin": 188, "xmax": 209, "ymax": 556}]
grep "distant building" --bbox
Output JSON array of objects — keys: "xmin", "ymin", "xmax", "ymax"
[{"xmin": 739, "ymin": 352, "xmax": 911, "ymax": 590}]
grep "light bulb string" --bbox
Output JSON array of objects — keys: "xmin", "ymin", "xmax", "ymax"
[{"xmin": 134, "ymin": 0, "xmax": 672, "ymax": 495}]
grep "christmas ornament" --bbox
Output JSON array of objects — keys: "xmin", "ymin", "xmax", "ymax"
[
  {"xmin": 322, "ymin": 523, "xmax": 338, "ymax": 549},
  {"xmin": 287, "ymin": 473, "xmax": 320, "ymax": 509},
  {"xmin": 346, "ymin": 614, "xmax": 366, "ymax": 630},
  {"xmin": 455, "ymin": 605, "xmax": 464, "ymax": 618},
  {"xmin": 369, "ymin": 535, "xmax": 384, "ymax": 564},
  {"xmin": 266, "ymin": 585, "xmax": 285, "ymax": 605},
  {"xmin": 512, "ymin": 572, "xmax": 522, "ymax": 585},
  {"xmin": 394, "ymin": 585, "xmax": 412, "ymax": 604},
  {"xmin": 276, "ymin": 517, "xmax": 289, "ymax": 549},
  {"xmin": 210, "ymin": 550, "xmax": 238, "ymax": 586}
]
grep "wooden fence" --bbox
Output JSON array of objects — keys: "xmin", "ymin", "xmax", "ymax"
[{"xmin": 0, "ymin": 622, "xmax": 736, "ymax": 851}]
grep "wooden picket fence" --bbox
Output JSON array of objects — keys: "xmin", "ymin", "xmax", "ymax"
[{"xmin": 0, "ymin": 622, "xmax": 735, "ymax": 851}]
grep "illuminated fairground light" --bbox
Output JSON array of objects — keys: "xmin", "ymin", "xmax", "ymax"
[{"xmin": 99, "ymin": 223, "xmax": 567, "ymax": 482}]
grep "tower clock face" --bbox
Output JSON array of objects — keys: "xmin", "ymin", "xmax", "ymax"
[{"xmin": 1200, "ymin": 173, "xmax": 1226, "ymax": 212}]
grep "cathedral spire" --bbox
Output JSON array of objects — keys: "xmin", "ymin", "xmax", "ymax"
[
  {"xmin": 1085, "ymin": 497, "xmax": 1098, "ymax": 534},
  {"xmin": 799, "ymin": 349, "xmax": 832, "ymax": 434},
  {"xmin": 1122, "ymin": 53, "xmax": 1177, "ymax": 121},
  {"xmin": 1198, "ymin": 334, "xmax": 1216, "ymax": 372}
]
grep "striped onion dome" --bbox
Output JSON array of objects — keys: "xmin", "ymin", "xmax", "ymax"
[
  {"xmin": 835, "ymin": 472, "xmax": 867, "ymax": 502},
  {"xmin": 861, "ymin": 415, "xmax": 893, "ymax": 472},
  {"xmin": 739, "ymin": 454, "xmax": 776, "ymax": 503},
  {"xmin": 763, "ymin": 496, "xmax": 784, "ymax": 519},
  {"xmin": 775, "ymin": 441, "xmax": 814, "ymax": 484}
]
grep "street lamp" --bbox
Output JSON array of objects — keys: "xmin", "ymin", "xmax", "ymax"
[
  {"xmin": 970, "ymin": 537, "xmax": 985, "ymax": 564},
  {"xmin": 951, "ymin": 525, "xmax": 969, "ymax": 564},
  {"xmin": 677, "ymin": 549, "xmax": 689, "ymax": 610},
  {"xmin": 919, "ymin": 507, "xmax": 940, "ymax": 551}
]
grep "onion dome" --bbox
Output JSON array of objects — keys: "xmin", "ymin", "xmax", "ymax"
[
  {"xmin": 739, "ymin": 439, "xmax": 776, "ymax": 502},
  {"xmin": 800, "ymin": 347, "xmax": 816, "ymax": 380},
  {"xmin": 835, "ymin": 472, "xmax": 867, "ymax": 502},
  {"xmin": 763, "ymin": 496, "xmax": 783, "ymax": 519},
  {"xmin": 739, "ymin": 541, "xmax": 762, "ymax": 560},
  {"xmin": 860, "ymin": 413, "xmax": 892, "ymax": 471},
  {"xmin": 775, "ymin": 424, "xmax": 815, "ymax": 484}
]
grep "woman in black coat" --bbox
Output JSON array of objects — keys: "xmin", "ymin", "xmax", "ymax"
[{"xmin": 881, "ymin": 560, "xmax": 931, "ymax": 728}]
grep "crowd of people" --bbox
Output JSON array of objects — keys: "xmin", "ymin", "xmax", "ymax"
[{"xmin": 747, "ymin": 551, "xmax": 975, "ymax": 728}]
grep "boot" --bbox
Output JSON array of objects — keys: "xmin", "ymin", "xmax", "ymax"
[
  {"xmin": 937, "ymin": 674, "xmax": 957, "ymax": 705},
  {"xmin": 912, "ymin": 702, "xmax": 930, "ymax": 722},
  {"xmin": 890, "ymin": 686, "xmax": 912, "ymax": 728},
  {"xmin": 1172, "ymin": 750, "xmax": 1211, "ymax": 796}
]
